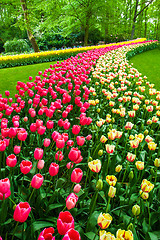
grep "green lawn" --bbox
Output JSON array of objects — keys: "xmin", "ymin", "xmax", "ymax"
[
  {"xmin": 129, "ymin": 48, "xmax": 160, "ymax": 89},
  {"xmin": 0, "ymin": 61, "xmax": 57, "ymax": 98}
]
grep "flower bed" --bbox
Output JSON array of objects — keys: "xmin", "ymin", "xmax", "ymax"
[
  {"xmin": 0, "ymin": 39, "xmax": 147, "ymax": 69},
  {"xmin": 0, "ymin": 40, "xmax": 159, "ymax": 240}
]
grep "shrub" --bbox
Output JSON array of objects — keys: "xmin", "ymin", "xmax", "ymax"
[{"xmin": 4, "ymin": 39, "xmax": 30, "ymax": 53}]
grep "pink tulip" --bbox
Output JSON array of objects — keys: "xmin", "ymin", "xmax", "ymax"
[
  {"xmin": 37, "ymin": 160, "xmax": 45, "ymax": 170},
  {"xmin": 49, "ymin": 163, "xmax": 59, "ymax": 176},
  {"xmin": 73, "ymin": 184, "xmax": 81, "ymax": 193},
  {"xmin": 66, "ymin": 193, "xmax": 78, "ymax": 210},
  {"xmin": 0, "ymin": 189, "xmax": 11, "ymax": 200},
  {"xmin": 13, "ymin": 202, "xmax": 31, "ymax": 222},
  {"xmin": 14, "ymin": 145, "xmax": 21, "ymax": 155},
  {"xmin": 43, "ymin": 138, "xmax": 51, "ymax": 147},
  {"xmin": 31, "ymin": 174, "xmax": 44, "ymax": 189},
  {"xmin": 0, "ymin": 178, "xmax": 10, "ymax": 194},
  {"xmin": 6, "ymin": 154, "xmax": 17, "ymax": 167},
  {"xmin": 72, "ymin": 125, "xmax": 81, "ymax": 135},
  {"xmin": 20, "ymin": 160, "xmax": 32, "ymax": 174},
  {"xmin": 34, "ymin": 148, "xmax": 43, "ymax": 160},
  {"xmin": 38, "ymin": 227, "xmax": 55, "ymax": 240},
  {"xmin": 76, "ymin": 136, "xmax": 85, "ymax": 146}
]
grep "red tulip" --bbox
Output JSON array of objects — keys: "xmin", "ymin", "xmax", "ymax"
[
  {"xmin": 13, "ymin": 202, "xmax": 31, "ymax": 222},
  {"xmin": 0, "ymin": 140, "xmax": 6, "ymax": 152},
  {"xmin": 46, "ymin": 120, "xmax": 54, "ymax": 129},
  {"xmin": 68, "ymin": 148, "xmax": 81, "ymax": 163},
  {"xmin": 57, "ymin": 211, "xmax": 74, "ymax": 235},
  {"xmin": 71, "ymin": 168, "xmax": 83, "ymax": 183},
  {"xmin": 38, "ymin": 227, "xmax": 55, "ymax": 240},
  {"xmin": 55, "ymin": 151, "xmax": 64, "ymax": 161},
  {"xmin": 6, "ymin": 154, "xmax": 17, "ymax": 167},
  {"xmin": 31, "ymin": 174, "xmax": 44, "ymax": 189},
  {"xmin": 62, "ymin": 228, "xmax": 81, "ymax": 240},
  {"xmin": 0, "ymin": 178, "xmax": 10, "ymax": 194}
]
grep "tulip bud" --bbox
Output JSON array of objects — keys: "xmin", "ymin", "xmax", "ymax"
[
  {"xmin": 98, "ymin": 150, "xmax": 103, "ymax": 156},
  {"xmin": 127, "ymin": 223, "xmax": 134, "ymax": 232},
  {"xmin": 144, "ymin": 129, "xmax": 149, "ymax": 135},
  {"xmin": 154, "ymin": 158, "xmax": 160, "ymax": 167},
  {"xmin": 115, "ymin": 165, "xmax": 122, "ymax": 173},
  {"xmin": 97, "ymin": 108, "xmax": 100, "ymax": 113},
  {"xmin": 129, "ymin": 171, "xmax": 134, "ymax": 181},
  {"xmin": 108, "ymin": 186, "xmax": 116, "ymax": 198},
  {"xmin": 73, "ymin": 184, "xmax": 81, "ymax": 193},
  {"xmin": 132, "ymin": 204, "xmax": 140, "ymax": 216},
  {"xmin": 96, "ymin": 179, "xmax": 103, "ymax": 190}
]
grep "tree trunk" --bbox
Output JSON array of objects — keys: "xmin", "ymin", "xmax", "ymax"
[
  {"xmin": 144, "ymin": 9, "xmax": 147, "ymax": 38},
  {"xmin": 131, "ymin": 0, "xmax": 139, "ymax": 40},
  {"xmin": 20, "ymin": 0, "xmax": 40, "ymax": 52},
  {"xmin": 84, "ymin": 24, "xmax": 89, "ymax": 46}
]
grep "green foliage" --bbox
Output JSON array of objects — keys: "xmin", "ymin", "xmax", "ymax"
[{"xmin": 4, "ymin": 39, "xmax": 30, "ymax": 53}]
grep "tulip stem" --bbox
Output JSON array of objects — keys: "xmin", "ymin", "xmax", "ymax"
[
  {"xmin": 11, "ymin": 222, "xmax": 19, "ymax": 240},
  {"xmin": 84, "ymin": 167, "xmax": 90, "ymax": 189},
  {"xmin": 9, "ymin": 197, "xmax": 16, "ymax": 205},
  {"xmin": 28, "ymin": 188, "xmax": 35, "ymax": 203},
  {"xmin": 92, "ymin": 142, "xmax": 101, "ymax": 158},
  {"xmin": 93, "ymin": 226, "xmax": 101, "ymax": 240},
  {"xmin": 121, "ymin": 162, "xmax": 129, "ymax": 185},
  {"xmin": 106, "ymin": 197, "xmax": 111, "ymax": 213},
  {"xmin": 147, "ymin": 200, "xmax": 151, "ymax": 229},
  {"xmin": 70, "ymin": 182, "xmax": 75, "ymax": 193}
]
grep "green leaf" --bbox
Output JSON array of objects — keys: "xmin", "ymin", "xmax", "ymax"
[
  {"xmin": 84, "ymin": 232, "xmax": 98, "ymax": 240},
  {"xmin": 145, "ymin": 232, "xmax": 158, "ymax": 240},
  {"xmin": 32, "ymin": 221, "xmax": 54, "ymax": 232},
  {"xmin": 48, "ymin": 203, "xmax": 64, "ymax": 212}
]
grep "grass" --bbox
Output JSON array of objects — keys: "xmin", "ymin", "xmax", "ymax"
[
  {"xmin": 0, "ymin": 61, "xmax": 57, "ymax": 98},
  {"xmin": 129, "ymin": 48, "xmax": 160, "ymax": 89}
]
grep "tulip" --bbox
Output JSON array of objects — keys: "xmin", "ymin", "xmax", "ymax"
[
  {"xmin": 71, "ymin": 168, "xmax": 83, "ymax": 183},
  {"xmin": 38, "ymin": 227, "xmax": 55, "ymax": 240},
  {"xmin": 46, "ymin": 120, "xmax": 54, "ymax": 129},
  {"xmin": 76, "ymin": 136, "xmax": 85, "ymax": 146},
  {"xmin": 37, "ymin": 125, "xmax": 46, "ymax": 135},
  {"xmin": 14, "ymin": 145, "xmax": 21, "ymax": 155},
  {"xmin": 88, "ymin": 159, "xmax": 101, "ymax": 173},
  {"xmin": 116, "ymin": 229, "xmax": 133, "ymax": 240},
  {"xmin": 66, "ymin": 193, "xmax": 78, "ymax": 210},
  {"xmin": 0, "ymin": 140, "xmax": 6, "ymax": 151},
  {"xmin": 37, "ymin": 160, "xmax": 45, "ymax": 170},
  {"xmin": 148, "ymin": 142, "xmax": 157, "ymax": 150},
  {"xmin": 55, "ymin": 151, "xmax": 64, "ymax": 161},
  {"xmin": 99, "ymin": 230, "xmax": 115, "ymax": 240},
  {"xmin": 86, "ymin": 134, "xmax": 92, "ymax": 141},
  {"xmin": 154, "ymin": 158, "xmax": 160, "ymax": 167},
  {"xmin": 106, "ymin": 175, "xmax": 117, "ymax": 186},
  {"xmin": 49, "ymin": 163, "xmax": 59, "ymax": 176},
  {"xmin": 13, "ymin": 202, "xmax": 31, "ymax": 222},
  {"xmin": 6, "ymin": 154, "xmax": 17, "ymax": 167},
  {"xmin": 17, "ymin": 129, "xmax": 28, "ymax": 141},
  {"xmin": 132, "ymin": 204, "xmax": 140, "ymax": 216},
  {"xmin": 126, "ymin": 152, "xmax": 136, "ymax": 162},
  {"xmin": 139, "ymin": 190, "xmax": 149, "ymax": 200},
  {"xmin": 129, "ymin": 139, "xmax": 139, "ymax": 148},
  {"xmin": 66, "ymin": 162, "xmax": 74, "ymax": 169},
  {"xmin": 105, "ymin": 144, "xmax": 115, "ymax": 154},
  {"xmin": 31, "ymin": 174, "xmax": 44, "ymax": 189},
  {"xmin": 124, "ymin": 122, "xmax": 134, "ymax": 130},
  {"xmin": 72, "ymin": 125, "xmax": 80, "ymax": 135},
  {"xmin": 135, "ymin": 161, "xmax": 144, "ymax": 170},
  {"xmin": 100, "ymin": 135, "xmax": 107, "ymax": 143},
  {"xmin": 108, "ymin": 186, "xmax": 116, "ymax": 198},
  {"xmin": 97, "ymin": 213, "xmax": 112, "ymax": 229},
  {"xmin": 68, "ymin": 147, "xmax": 81, "ymax": 163},
  {"xmin": 43, "ymin": 138, "xmax": 51, "ymax": 147},
  {"xmin": 141, "ymin": 179, "xmax": 154, "ymax": 193},
  {"xmin": 73, "ymin": 184, "xmax": 81, "ymax": 193},
  {"xmin": 56, "ymin": 137, "xmax": 65, "ymax": 149},
  {"xmin": 20, "ymin": 160, "xmax": 32, "ymax": 174},
  {"xmin": 57, "ymin": 211, "xmax": 74, "ymax": 235},
  {"xmin": 62, "ymin": 228, "xmax": 81, "ymax": 240},
  {"xmin": 34, "ymin": 148, "xmax": 43, "ymax": 160},
  {"xmin": 0, "ymin": 178, "xmax": 10, "ymax": 194},
  {"xmin": 0, "ymin": 190, "xmax": 11, "ymax": 200},
  {"xmin": 115, "ymin": 165, "xmax": 122, "ymax": 172}
]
